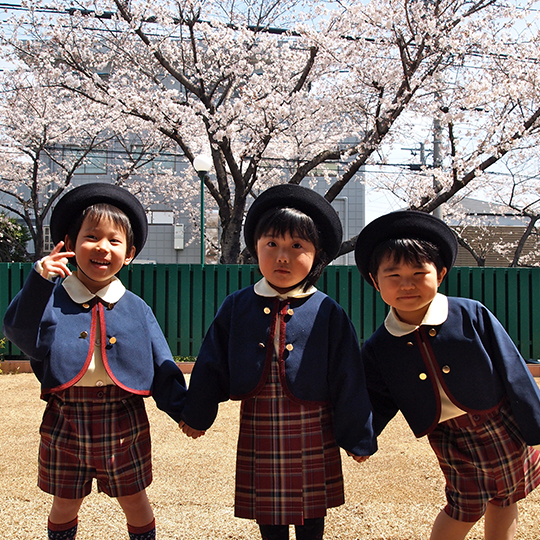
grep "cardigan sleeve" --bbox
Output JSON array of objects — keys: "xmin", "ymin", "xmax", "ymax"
[
  {"xmin": 478, "ymin": 303, "xmax": 540, "ymax": 445},
  {"xmin": 361, "ymin": 335, "xmax": 401, "ymax": 437},
  {"xmin": 181, "ymin": 295, "xmax": 233, "ymax": 430},
  {"xmin": 145, "ymin": 305, "xmax": 187, "ymax": 423},
  {"xmin": 327, "ymin": 300, "xmax": 377, "ymax": 456},
  {"xmin": 2, "ymin": 266, "xmax": 57, "ymax": 362}
]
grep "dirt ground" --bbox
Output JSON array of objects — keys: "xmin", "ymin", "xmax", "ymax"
[{"xmin": 1, "ymin": 374, "xmax": 539, "ymax": 540}]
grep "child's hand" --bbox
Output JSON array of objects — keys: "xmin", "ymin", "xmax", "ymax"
[
  {"xmin": 40, "ymin": 241, "xmax": 75, "ymax": 280},
  {"xmin": 178, "ymin": 420, "xmax": 206, "ymax": 439},
  {"xmin": 346, "ymin": 451, "xmax": 370, "ymax": 463}
]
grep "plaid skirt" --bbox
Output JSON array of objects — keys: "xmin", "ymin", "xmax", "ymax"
[
  {"xmin": 38, "ymin": 385, "xmax": 152, "ymax": 499},
  {"xmin": 235, "ymin": 356, "xmax": 344, "ymax": 525},
  {"xmin": 428, "ymin": 402, "xmax": 540, "ymax": 522}
]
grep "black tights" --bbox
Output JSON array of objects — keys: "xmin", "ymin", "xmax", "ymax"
[{"xmin": 259, "ymin": 517, "xmax": 324, "ymax": 540}]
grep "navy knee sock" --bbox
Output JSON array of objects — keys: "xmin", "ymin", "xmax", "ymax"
[
  {"xmin": 295, "ymin": 517, "xmax": 325, "ymax": 540},
  {"xmin": 128, "ymin": 518, "xmax": 156, "ymax": 540},
  {"xmin": 48, "ymin": 517, "xmax": 78, "ymax": 540},
  {"xmin": 259, "ymin": 523, "xmax": 289, "ymax": 540}
]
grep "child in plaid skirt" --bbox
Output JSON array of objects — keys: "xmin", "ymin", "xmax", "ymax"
[
  {"xmin": 355, "ymin": 210, "xmax": 540, "ymax": 540},
  {"xmin": 3, "ymin": 184, "xmax": 187, "ymax": 540},
  {"xmin": 180, "ymin": 184, "xmax": 377, "ymax": 540}
]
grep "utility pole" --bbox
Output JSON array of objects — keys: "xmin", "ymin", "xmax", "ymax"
[{"xmin": 432, "ymin": 117, "xmax": 443, "ymax": 218}]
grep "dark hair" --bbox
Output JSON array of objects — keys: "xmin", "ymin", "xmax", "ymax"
[
  {"xmin": 253, "ymin": 207, "xmax": 328, "ymax": 291},
  {"xmin": 368, "ymin": 237, "xmax": 446, "ymax": 279},
  {"xmin": 66, "ymin": 203, "xmax": 135, "ymax": 254}
]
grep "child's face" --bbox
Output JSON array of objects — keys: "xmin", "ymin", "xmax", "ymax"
[
  {"xmin": 256, "ymin": 231, "xmax": 316, "ymax": 294},
  {"xmin": 66, "ymin": 215, "xmax": 135, "ymax": 294},
  {"xmin": 371, "ymin": 253, "xmax": 447, "ymax": 325}
]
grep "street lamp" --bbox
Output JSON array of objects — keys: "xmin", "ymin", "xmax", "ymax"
[{"xmin": 193, "ymin": 154, "xmax": 212, "ymax": 265}]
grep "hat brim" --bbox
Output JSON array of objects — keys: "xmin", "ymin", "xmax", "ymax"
[
  {"xmin": 50, "ymin": 183, "xmax": 148, "ymax": 255},
  {"xmin": 354, "ymin": 210, "xmax": 457, "ymax": 286},
  {"xmin": 244, "ymin": 184, "xmax": 343, "ymax": 260}
]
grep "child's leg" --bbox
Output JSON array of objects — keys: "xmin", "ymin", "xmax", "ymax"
[
  {"xmin": 117, "ymin": 490, "xmax": 155, "ymax": 539},
  {"xmin": 429, "ymin": 510, "xmax": 476, "ymax": 540},
  {"xmin": 258, "ymin": 524, "xmax": 289, "ymax": 540},
  {"xmin": 49, "ymin": 496, "xmax": 84, "ymax": 526},
  {"xmin": 484, "ymin": 502, "xmax": 518, "ymax": 540},
  {"xmin": 295, "ymin": 517, "xmax": 324, "ymax": 540},
  {"xmin": 48, "ymin": 496, "xmax": 84, "ymax": 540}
]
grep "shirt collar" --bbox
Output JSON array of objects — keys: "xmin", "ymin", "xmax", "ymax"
[
  {"xmin": 254, "ymin": 277, "xmax": 317, "ymax": 300},
  {"xmin": 62, "ymin": 273, "xmax": 126, "ymax": 305},
  {"xmin": 384, "ymin": 293, "xmax": 448, "ymax": 337}
]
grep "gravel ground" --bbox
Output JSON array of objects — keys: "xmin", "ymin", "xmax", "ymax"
[{"xmin": 1, "ymin": 373, "xmax": 540, "ymax": 540}]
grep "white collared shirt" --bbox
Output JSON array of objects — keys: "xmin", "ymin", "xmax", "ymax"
[{"xmin": 254, "ymin": 277, "xmax": 317, "ymax": 300}]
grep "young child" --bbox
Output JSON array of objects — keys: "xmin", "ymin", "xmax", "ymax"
[
  {"xmin": 180, "ymin": 184, "xmax": 376, "ymax": 540},
  {"xmin": 355, "ymin": 209, "xmax": 540, "ymax": 540},
  {"xmin": 3, "ymin": 183, "xmax": 187, "ymax": 540}
]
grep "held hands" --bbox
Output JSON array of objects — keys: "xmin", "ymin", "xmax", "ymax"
[
  {"xmin": 40, "ymin": 241, "xmax": 75, "ymax": 280},
  {"xmin": 178, "ymin": 420, "xmax": 206, "ymax": 439},
  {"xmin": 346, "ymin": 451, "xmax": 370, "ymax": 463}
]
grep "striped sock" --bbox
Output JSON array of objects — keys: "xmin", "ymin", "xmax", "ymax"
[
  {"xmin": 48, "ymin": 517, "xmax": 78, "ymax": 540},
  {"xmin": 128, "ymin": 518, "xmax": 156, "ymax": 540}
]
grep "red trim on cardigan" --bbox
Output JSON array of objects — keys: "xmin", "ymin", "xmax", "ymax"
[
  {"xmin": 232, "ymin": 298, "xmax": 280, "ymax": 400},
  {"xmin": 97, "ymin": 303, "xmax": 148, "ymax": 396},
  {"xmin": 415, "ymin": 326, "xmax": 503, "ymax": 437},
  {"xmin": 43, "ymin": 301, "xmax": 100, "ymax": 395},
  {"xmin": 43, "ymin": 300, "xmax": 150, "ymax": 397}
]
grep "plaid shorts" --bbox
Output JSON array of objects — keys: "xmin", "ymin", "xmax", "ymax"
[
  {"xmin": 428, "ymin": 402, "xmax": 540, "ymax": 522},
  {"xmin": 38, "ymin": 386, "xmax": 152, "ymax": 499}
]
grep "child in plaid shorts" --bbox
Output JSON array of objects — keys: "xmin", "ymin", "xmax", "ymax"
[
  {"xmin": 355, "ymin": 210, "xmax": 540, "ymax": 540},
  {"xmin": 3, "ymin": 183, "xmax": 187, "ymax": 540},
  {"xmin": 180, "ymin": 184, "xmax": 376, "ymax": 540}
]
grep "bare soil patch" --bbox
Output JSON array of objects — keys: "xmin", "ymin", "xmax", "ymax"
[{"xmin": 1, "ymin": 374, "xmax": 539, "ymax": 539}]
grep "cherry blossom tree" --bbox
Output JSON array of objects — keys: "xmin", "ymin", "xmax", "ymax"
[
  {"xmin": 0, "ymin": 68, "xmax": 187, "ymax": 260},
  {"xmin": 2, "ymin": 0, "xmax": 540, "ymax": 263}
]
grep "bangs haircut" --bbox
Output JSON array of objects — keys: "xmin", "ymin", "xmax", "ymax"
[
  {"xmin": 369, "ymin": 237, "xmax": 445, "ymax": 278},
  {"xmin": 253, "ymin": 207, "xmax": 328, "ymax": 291},
  {"xmin": 67, "ymin": 203, "xmax": 135, "ymax": 253}
]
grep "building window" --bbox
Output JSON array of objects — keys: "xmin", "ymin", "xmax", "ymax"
[
  {"xmin": 132, "ymin": 146, "xmax": 176, "ymax": 172},
  {"xmin": 63, "ymin": 147, "xmax": 108, "ymax": 175},
  {"xmin": 43, "ymin": 226, "xmax": 55, "ymax": 253}
]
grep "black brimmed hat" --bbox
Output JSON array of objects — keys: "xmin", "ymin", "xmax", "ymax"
[
  {"xmin": 244, "ymin": 184, "xmax": 343, "ymax": 260},
  {"xmin": 50, "ymin": 183, "xmax": 148, "ymax": 255},
  {"xmin": 354, "ymin": 210, "xmax": 458, "ymax": 285}
]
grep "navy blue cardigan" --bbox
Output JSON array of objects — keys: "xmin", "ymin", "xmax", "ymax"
[
  {"xmin": 362, "ymin": 296, "xmax": 540, "ymax": 444},
  {"xmin": 182, "ymin": 286, "xmax": 377, "ymax": 457},
  {"xmin": 2, "ymin": 268, "xmax": 186, "ymax": 422}
]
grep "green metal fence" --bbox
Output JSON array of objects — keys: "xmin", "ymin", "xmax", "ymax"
[{"xmin": 2, "ymin": 263, "xmax": 540, "ymax": 360}]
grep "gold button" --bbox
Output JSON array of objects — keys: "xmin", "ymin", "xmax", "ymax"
[
  {"xmin": 82, "ymin": 303, "xmax": 90, "ymax": 309},
  {"xmin": 107, "ymin": 303, "xmax": 114, "ymax": 310},
  {"xmin": 258, "ymin": 342, "xmax": 266, "ymax": 349},
  {"xmin": 429, "ymin": 328, "xmax": 437, "ymax": 337},
  {"xmin": 407, "ymin": 341, "xmax": 414, "ymax": 347},
  {"xmin": 442, "ymin": 365, "xmax": 451, "ymax": 374},
  {"xmin": 287, "ymin": 309, "xmax": 294, "ymax": 316},
  {"xmin": 419, "ymin": 373, "xmax": 428, "ymax": 380},
  {"xmin": 109, "ymin": 337, "xmax": 117, "ymax": 344},
  {"xmin": 79, "ymin": 331, "xmax": 88, "ymax": 339},
  {"xmin": 286, "ymin": 344, "xmax": 294, "ymax": 351},
  {"xmin": 263, "ymin": 307, "xmax": 271, "ymax": 315}
]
